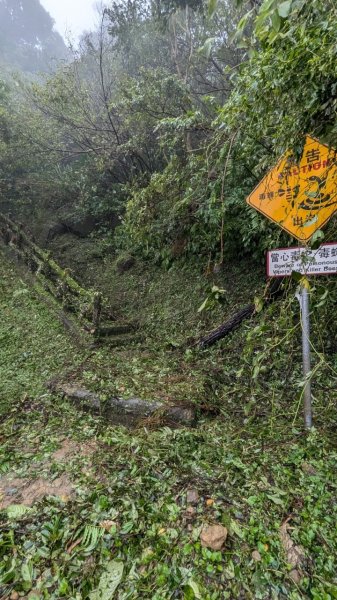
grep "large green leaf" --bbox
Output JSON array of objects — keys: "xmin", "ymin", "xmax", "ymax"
[
  {"xmin": 208, "ymin": 0, "xmax": 217, "ymax": 17},
  {"xmin": 89, "ymin": 561, "xmax": 124, "ymax": 600},
  {"xmin": 184, "ymin": 580, "xmax": 201, "ymax": 599},
  {"xmin": 278, "ymin": 0, "xmax": 292, "ymax": 18},
  {"xmin": 271, "ymin": 10, "xmax": 281, "ymax": 32}
]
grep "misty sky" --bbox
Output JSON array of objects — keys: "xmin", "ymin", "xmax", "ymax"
[{"xmin": 40, "ymin": 0, "xmax": 99, "ymax": 40}]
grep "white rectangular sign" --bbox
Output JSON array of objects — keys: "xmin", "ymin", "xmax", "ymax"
[{"xmin": 267, "ymin": 243, "xmax": 337, "ymax": 277}]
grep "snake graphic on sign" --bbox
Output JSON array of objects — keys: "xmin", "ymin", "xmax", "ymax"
[{"xmin": 247, "ymin": 136, "xmax": 337, "ymax": 241}]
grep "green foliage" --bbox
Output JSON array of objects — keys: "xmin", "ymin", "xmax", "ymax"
[
  {"xmin": 2, "ymin": 0, "xmax": 337, "ymax": 266},
  {"xmin": 0, "ymin": 0, "xmax": 248, "ymax": 265},
  {"xmin": 116, "ymin": 0, "xmax": 337, "ymax": 263},
  {"xmin": 3, "ymin": 207, "xmax": 337, "ymax": 598},
  {"xmin": 3, "ymin": 4, "xmax": 337, "ymax": 598},
  {"xmin": 81, "ymin": 525, "xmax": 105, "ymax": 553},
  {"xmin": 7, "ymin": 504, "xmax": 32, "ymax": 520},
  {"xmin": 89, "ymin": 561, "xmax": 124, "ymax": 600},
  {"xmin": 223, "ymin": 0, "xmax": 337, "ymax": 160},
  {"xmin": 198, "ymin": 285, "xmax": 227, "ymax": 312},
  {"xmin": 0, "ymin": 254, "xmax": 85, "ymax": 413}
]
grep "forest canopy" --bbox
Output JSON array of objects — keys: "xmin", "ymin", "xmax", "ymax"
[{"xmin": 0, "ymin": 0, "xmax": 337, "ymax": 265}]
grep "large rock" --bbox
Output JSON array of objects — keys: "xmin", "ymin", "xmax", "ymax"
[
  {"xmin": 200, "ymin": 524, "xmax": 228, "ymax": 550},
  {"xmin": 186, "ymin": 489, "xmax": 199, "ymax": 505},
  {"xmin": 45, "ymin": 216, "xmax": 97, "ymax": 243},
  {"xmin": 63, "ymin": 215, "xmax": 97, "ymax": 238}
]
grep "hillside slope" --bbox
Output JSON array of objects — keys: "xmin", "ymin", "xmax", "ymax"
[{"xmin": 1, "ymin": 246, "xmax": 337, "ymax": 598}]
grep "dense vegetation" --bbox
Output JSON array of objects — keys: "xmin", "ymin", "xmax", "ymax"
[
  {"xmin": 2, "ymin": 0, "xmax": 337, "ymax": 263},
  {"xmin": 2, "ymin": 247, "xmax": 337, "ymax": 600},
  {"xmin": 2, "ymin": 0, "xmax": 337, "ymax": 598}
]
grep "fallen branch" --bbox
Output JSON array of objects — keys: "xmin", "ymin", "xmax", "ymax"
[
  {"xmin": 195, "ymin": 278, "xmax": 284, "ymax": 349},
  {"xmin": 197, "ymin": 304, "xmax": 254, "ymax": 348}
]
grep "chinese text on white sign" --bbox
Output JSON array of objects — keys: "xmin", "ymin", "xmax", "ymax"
[{"xmin": 267, "ymin": 243, "xmax": 337, "ymax": 277}]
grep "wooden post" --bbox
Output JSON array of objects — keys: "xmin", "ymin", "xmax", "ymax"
[{"xmin": 92, "ymin": 292, "xmax": 102, "ymax": 332}]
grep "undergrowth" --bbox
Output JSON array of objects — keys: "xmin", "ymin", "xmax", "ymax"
[{"xmin": 1, "ymin": 249, "xmax": 337, "ymax": 599}]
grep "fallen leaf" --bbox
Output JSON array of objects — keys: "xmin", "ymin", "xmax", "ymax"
[
  {"xmin": 230, "ymin": 519, "xmax": 245, "ymax": 539},
  {"xmin": 67, "ymin": 538, "xmax": 82, "ymax": 554},
  {"xmin": 99, "ymin": 520, "xmax": 117, "ymax": 532},
  {"xmin": 89, "ymin": 560, "xmax": 124, "ymax": 600},
  {"xmin": 280, "ymin": 518, "xmax": 305, "ymax": 570},
  {"xmin": 184, "ymin": 579, "xmax": 201, "ymax": 598},
  {"xmin": 200, "ymin": 524, "xmax": 227, "ymax": 550},
  {"xmin": 7, "ymin": 504, "xmax": 32, "ymax": 519}
]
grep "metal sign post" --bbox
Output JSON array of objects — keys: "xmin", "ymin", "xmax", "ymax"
[
  {"xmin": 298, "ymin": 284, "xmax": 312, "ymax": 428},
  {"xmin": 246, "ymin": 134, "xmax": 337, "ymax": 429},
  {"xmin": 267, "ymin": 243, "xmax": 337, "ymax": 429}
]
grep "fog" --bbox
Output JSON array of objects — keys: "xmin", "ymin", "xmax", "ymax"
[{"xmin": 40, "ymin": 0, "xmax": 98, "ymax": 40}]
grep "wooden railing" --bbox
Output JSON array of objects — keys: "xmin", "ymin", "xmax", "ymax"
[{"xmin": 0, "ymin": 213, "xmax": 103, "ymax": 334}]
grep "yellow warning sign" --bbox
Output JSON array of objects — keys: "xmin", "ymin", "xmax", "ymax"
[{"xmin": 247, "ymin": 136, "xmax": 337, "ymax": 242}]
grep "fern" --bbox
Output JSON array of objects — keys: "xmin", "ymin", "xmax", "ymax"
[
  {"xmin": 0, "ymin": 460, "xmax": 10, "ymax": 473},
  {"xmin": 7, "ymin": 504, "xmax": 32, "ymax": 520},
  {"xmin": 81, "ymin": 525, "xmax": 104, "ymax": 552}
]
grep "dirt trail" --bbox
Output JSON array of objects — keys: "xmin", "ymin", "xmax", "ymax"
[{"xmin": 0, "ymin": 439, "xmax": 96, "ymax": 509}]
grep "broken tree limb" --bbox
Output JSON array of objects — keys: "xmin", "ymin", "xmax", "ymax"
[
  {"xmin": 197, "ymin": 304, "xmax": 255, "ymax": 348},
  {"xmin": 195, "ymin": 278, "xmax": 284, "ymax": 349}
]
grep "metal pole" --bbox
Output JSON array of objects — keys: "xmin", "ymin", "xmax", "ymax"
[{"xmin": 300, "ymin": 284, "xmax": 312, "ymax": 428}]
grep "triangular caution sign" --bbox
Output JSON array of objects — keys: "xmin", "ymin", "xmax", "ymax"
[{"xmin": 247, "ymin": 136, "xmax": 337, "ymax": 242}]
